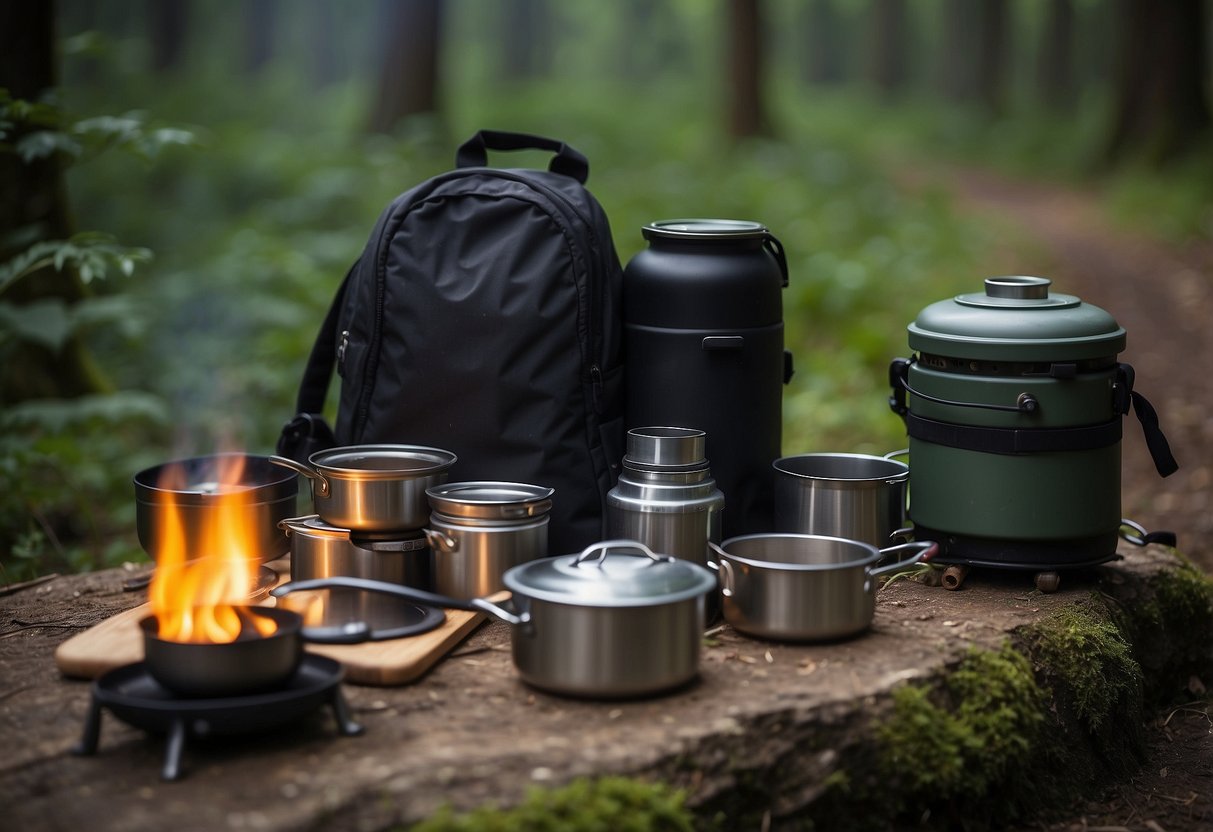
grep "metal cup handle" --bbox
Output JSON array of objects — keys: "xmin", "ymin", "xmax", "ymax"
[
  {"xmin": 268, "ymin": 455, "xmax": 330, "ymax": 497},
  {"xmin": 423, "ymin": 528, "xmax": 459, "ymax": 554},
  {"xmin": 870, "ymin": 541, "xmax": 939, "ymax": 579}
]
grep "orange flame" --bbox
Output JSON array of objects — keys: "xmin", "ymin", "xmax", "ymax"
[{"xmin": 148, "ymin": 455, "xmax": 277, "ymax": 643}]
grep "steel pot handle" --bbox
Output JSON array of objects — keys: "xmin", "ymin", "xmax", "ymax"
[
  {"xmin": 268, "ymin": 455, "xmax": 330, "ymax": 497},
  {"xmin": 271, "ymin": 576, "xmax": 527, "ymax": 626},
  {"xmin": 870, "ymin": 541, "xmax": 939, "ymax": 579},
  {"xmin": 423, "ymin": 528, "xmax": 459, "ymax": 554},
  {"xmin": 572, "ymin": 539, "xmax": 669, "ymax": 567},
  {"xmin": 706, "ymin": 542, "xmax": 736, "ymax": 597},
  {"xmin": 884, "ymin": 448, "xmax": 909, "ymax": 461}
]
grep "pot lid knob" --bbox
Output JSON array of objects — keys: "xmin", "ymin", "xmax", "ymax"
[{"xmin": 985, "ymin": 276, "xmax": 1050, "ymax": 300}]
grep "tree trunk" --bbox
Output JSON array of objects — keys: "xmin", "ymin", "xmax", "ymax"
[
  {"xmin": 974, "ymin": 0, "xmax": 1008, "ymax": 113},
  {"xmin": 0, "ymin": 0, "xmax": 110, "ymax": 403},
  {"xmin": 1105, "ymin": 0, "xmax": 1212, "ymax": 164},
  {"xmin": 937, "ymin": 0, "xmax": 977, "ymax": 101},
  {"xmin": 309, "ymin": 0, "xmax": 339, "ymax": 88},
  {"xmin": 148, "ymin": 0, "xmax": 189, "ymax": 73},
  {"xmin": 868, "ymin": 0, "xmax": 908, "ymax": 96},
  {"xmin": 800, "ymin": 0, "xmax": 845, "ymax": 86},
  {"xmin": 1036, "ymin": 0, "xmax": 1075, "ymax": 111},
  {"xmin": 499, "ymin": 0, "xmax": 553, "ymax": 82},
  {"xmin": 244, "ymin": 0, "xmax": 276, "ymax": 74},
  {"xmin": 726, "ymin": 0, "xmax": 771, "ymax": 139},
  {"xmin": 367, "ymin": 0, "xmax": 444, "ymax": 134}
]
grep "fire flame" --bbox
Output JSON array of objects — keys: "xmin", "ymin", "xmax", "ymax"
[{"xmin": 148, "ymin": 455, "xmax": 277, "ymax": 643}]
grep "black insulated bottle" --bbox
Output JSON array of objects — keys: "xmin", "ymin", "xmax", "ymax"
[{"xmin": 622, "ymin": 219, "xmax": 791, "ymax": 538}]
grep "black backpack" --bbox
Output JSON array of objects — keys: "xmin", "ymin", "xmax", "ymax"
[{"xmin": 278, "ymin": 131, "xmax": 625, "ymax": 553}]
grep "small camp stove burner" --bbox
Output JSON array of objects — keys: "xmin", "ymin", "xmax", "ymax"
[{"xmin": 72, "ymin": 655, "xmax": 362, "ymax": 781}]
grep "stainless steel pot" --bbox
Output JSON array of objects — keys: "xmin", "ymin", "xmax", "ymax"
[
  {"xmin": 424, "ymin": 482, "xmax": 554, "ymax": 599},
  {"xmin": 710, "ymin": 535, "xmax": 936, "ymax": 642},
  {"xmin": 270, "ymin": 444, "xmax": 456, "ymax": 532},
  {"xmin": 273, "ymin": 540, "xmax": 717, "ymax": 698},
  {"xmin": 772, "ymin": 452, "xmax": 909, "ymax": 546},
  {"xmin": 281, "ymin": 515, "xmax": 432, "ymax": 588},
  {"xmin": 134, "ymin": 454, "xmax": 298, "ymax": 564}
]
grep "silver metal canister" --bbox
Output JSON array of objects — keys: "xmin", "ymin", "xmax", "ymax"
[
  {"xmin": 424, "ymin": 482, "xmax": 554, "ymax": 599},
  {"xmin": 607, "ymin": 427, "xmax": 725, "ymax": 568}
]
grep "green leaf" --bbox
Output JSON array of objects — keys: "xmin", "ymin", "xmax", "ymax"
[
  {"xmin": 15, "ymin": 130, "xmax": 82, "ymax": 162},
  {"xmin": 0, "ymin": 392, "xmax": 170, "ymax": 433},
  {"xmin": 0, "ymin": 299, "xmax": 73, "ymax": 350}
]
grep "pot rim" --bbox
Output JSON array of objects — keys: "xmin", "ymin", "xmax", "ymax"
[
  {"xmin": 425, "ymin": 481, "xmax": 555, "ymax": 519},
  {"xmin": 134, "ymin": 453, "xmax": 298, "ymax": 504},
  {"xmin": 717, "ymin": 533, "xmax": 882, "ymax": 572},
  {"xmin": 308, "ymin": 444, "xmax": 457, "ymax": 481},
  {"xmin": 773, "ymin": 453, "xmax": 908, "ymax": 484}
]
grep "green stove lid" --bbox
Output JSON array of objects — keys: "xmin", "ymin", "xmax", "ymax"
[{"xmin": 907, "ymin": 276, "xmax": 1126, "ymax": 361}]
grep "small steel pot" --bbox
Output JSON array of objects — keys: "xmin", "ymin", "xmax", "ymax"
[
  {"xmin": 270, "ymin": 444, "xmax": 456, "ymax": 532},
  {"xmin": 134, "ymin": 454, "xmax": 298, "ymax": 564},
  {"xmin": 424, "ymin": 482, "xmax": 554, "ymax": 599},
  {"xmin": 140, "ymin": 606, "xmax": 372, "ymax": 697},
  {"xmin": 772, "ymin": 452, "xmax": 909, "ymax": 547},
  {"xmin": 710, "ymin": 535, "xmax": 936, "ymax": 642},
  {"xmin": 274, "ymin": 540, "xmax": 717, "ymax": 698},
  {"xmin": 281, "ymin": 515, "xmax": 432, "ymax": 588}
]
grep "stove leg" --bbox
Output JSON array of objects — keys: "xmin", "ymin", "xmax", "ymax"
[
  {"xmin": 161, "ymin": 718, "xmax": 187, "ymax": 781},
  {"xmin": 329, "ymin": 688, "xmax": 364, "ymax": 736},
  {"xmin": 71, "ymin": 698, "xmax": 103, "ymax": 756},
  {"xmin": 941, "ymin": 565, "xmax": 970, "ymax": 591},
  {"xmin": 1034, "ymin": 571, "xmax": 1061, "ymax": 593}
]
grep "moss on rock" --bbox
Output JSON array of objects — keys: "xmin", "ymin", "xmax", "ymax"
[{"xmin": 408, "ymin": 776, "xmax": 693, "ymax": 832}]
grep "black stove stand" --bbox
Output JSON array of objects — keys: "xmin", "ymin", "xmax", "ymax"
[{"xmin": 73, "ymin": 655, "xmax": 363, "ymax": 781}]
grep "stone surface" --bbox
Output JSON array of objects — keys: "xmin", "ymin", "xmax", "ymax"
[{"xmin": 0, "ymin": 543, "xmax": 1205, "ymax": 831}]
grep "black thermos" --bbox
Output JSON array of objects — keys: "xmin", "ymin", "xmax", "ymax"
[{"xmin": 622, "ymin": 219, "xmax": 791, "ymax": 538}]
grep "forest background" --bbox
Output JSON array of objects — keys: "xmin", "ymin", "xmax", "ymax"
[{"xmin": 1, "ymin": 0, "xmax": 1210, "ymax": 583}]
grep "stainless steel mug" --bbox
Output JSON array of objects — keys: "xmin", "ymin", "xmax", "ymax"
[{"xmin": 772, "ymin": 452, "xmax": 908, "ymax": 547}]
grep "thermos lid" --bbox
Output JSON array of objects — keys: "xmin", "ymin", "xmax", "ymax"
[
  {"xmin": 908, "ymin": 276, "xmax": 1126, "ymax": 361},
  {"xmin": 625, "ymin": 427, "xmax": 707, "ymax": 468},
  {"xmin": 642, "ymin": 219, "xmax": 769, "ymax": 241}
]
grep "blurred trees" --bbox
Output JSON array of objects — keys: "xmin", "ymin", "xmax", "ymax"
[
  {"xmin": 727, "ymin": 0, "xmax": 770, "ymax": 138},
  {"xmin": 367, "ymin": 0, "xmax": 444, "ymax": 133},
  {"xmin": 1105, "ymin": 0, "xmax": 1211, "ymax": 164}
]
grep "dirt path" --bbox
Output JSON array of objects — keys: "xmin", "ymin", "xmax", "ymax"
[
  {"xmin": 942, "ymin": 168, "xmax": 1213, "ymax": 576},
  {"xmin": 940, "ymin": 169, "xmax": 1213, "ymax": 832}
]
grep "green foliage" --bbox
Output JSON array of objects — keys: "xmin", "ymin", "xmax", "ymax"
[
  {"xmin": 877, "ymin": 645, "xmax": 1044, "ymax": 799},
  {"xmin": 1024, "ymin": 604, "xmax": 1143, "ymax": 732},
  {"xmin": 408, "ymin": 777, "xmax": 693, "ymax": 832},
  {"xmin": 0, "ymin": 232, "xmax": 151, "ymax": 294}
]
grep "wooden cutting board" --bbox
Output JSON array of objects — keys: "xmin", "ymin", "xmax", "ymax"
[{"xmin": 54, "ymin": 568, "xmax": 497, "ymax": 687}]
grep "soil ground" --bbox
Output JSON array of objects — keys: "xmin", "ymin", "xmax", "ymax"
[{"xmin": 939, "ymin": 168, "xmax": 1213, "ymax": 832}]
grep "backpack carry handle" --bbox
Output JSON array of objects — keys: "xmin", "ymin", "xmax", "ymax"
[{"xmin": 455, "ymin": 130, "xmax": 590, "ymax": 184}]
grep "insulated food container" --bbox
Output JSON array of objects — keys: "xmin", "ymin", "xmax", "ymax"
[
  {"xmin": 623, "ymin": 219, "xmax": 792, "ymax": 537},
  {"xmin": 607, "ymin": 427, "xmax": 724, "ymax": 568},
  {"xmin": 889, "ymin": 276, "xmax": 1177, "ymax": 569}
]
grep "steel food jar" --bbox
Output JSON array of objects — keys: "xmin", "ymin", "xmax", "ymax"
[
  {"xmin": 889, "ymin": 276, "xmax": 1176, "ymax": 569},
  {"xmin": 623, "ymin": 220, "xmax": 791, "ymax": 538}
]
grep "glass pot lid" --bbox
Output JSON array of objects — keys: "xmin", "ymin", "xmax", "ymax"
[
  {"xmin": 908, "ymin": 276, "xmax": 1126, "ymax": 361},
  {"xmin": 503, "ymin": 540, "xmax": 717, "ymax": 607}
]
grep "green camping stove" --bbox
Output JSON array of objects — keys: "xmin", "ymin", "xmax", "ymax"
[{"xmin": 889, "ymin": 276, "xmax": 1177, "ymax": 575}]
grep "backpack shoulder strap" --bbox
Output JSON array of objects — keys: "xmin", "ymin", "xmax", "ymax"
[{"xmin": 275, "ymin": 263, "xmax": 354, "ymax": 460}]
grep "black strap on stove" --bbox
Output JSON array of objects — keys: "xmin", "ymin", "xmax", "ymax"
[
  {"xmin": 905, "ymin": 412, "xmax": 1123, "ymax": 455},
  {"xmin": 275, "ymin": 264, "xmax": 353, "ymax": 461},
  {"xmin": 1116, "ymin": 363, "xmax": 1179, "ymax": 478}
]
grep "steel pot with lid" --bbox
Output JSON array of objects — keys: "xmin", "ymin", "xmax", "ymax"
[
  {"xmin": 269, "ymin": 444, "xmax": 456, "ymax": 532},
  {"xmin": 889, "ymin": 276, "xmax": 1177, "ymax": 569},
  {"xmin": 424, "ymin": 481, "xmax": 554, "ymax": 599},
  {"xmin": 274, "ymin": 540, "xmax": 717, "ymax": 698}
]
